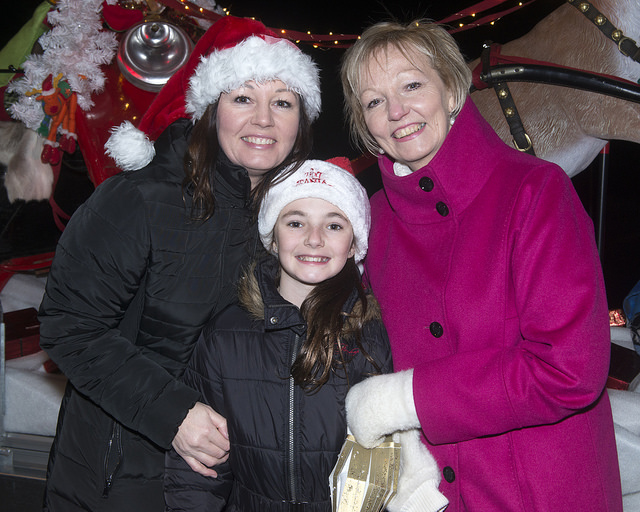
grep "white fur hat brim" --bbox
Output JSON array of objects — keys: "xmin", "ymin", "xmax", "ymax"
[
  {"xmin": 258, "ymin": 159, "xmax": 371, "ymax": 263},
  {"xmin": 186, "ymin": 35, "xmax": 321, "ymax": 122}
]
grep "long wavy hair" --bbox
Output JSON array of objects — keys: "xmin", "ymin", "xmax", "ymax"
[
  {"xmin": 291, "ymin": 257, "xmax": 381, "ymax": 393},
  {"xmin": 183, "ymin": 96, "xmax": 314, "ymax": 220}
]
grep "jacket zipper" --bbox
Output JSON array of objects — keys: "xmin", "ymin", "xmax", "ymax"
[
  {"xmin": 288, "ymin": 333, "xmax": 300, "ymax": 503},
  {"xmin": 102, "ymin": 421, "xmax": 123, "ymax": 497}
]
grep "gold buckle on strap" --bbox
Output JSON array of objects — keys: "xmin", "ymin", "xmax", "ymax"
[{"xmin": 513, "ymin": 133, "xmax": 533, "ymax": 153}]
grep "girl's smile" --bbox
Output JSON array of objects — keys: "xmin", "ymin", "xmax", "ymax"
[{"xmin": 272, "ymin": 197, "xmax": 356, "ymax": 307}]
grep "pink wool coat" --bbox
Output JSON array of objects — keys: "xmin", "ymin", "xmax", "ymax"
[{"xmin": 365, "ymin": 99, "xmax": 623, "ymax": 511}]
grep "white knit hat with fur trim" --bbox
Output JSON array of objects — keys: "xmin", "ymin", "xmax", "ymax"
[
  {"xmin": 105, "ymin": 16, "xmax": 321, "ymax": 171},
  {"xmin": 258, "ymin": 157, "xmax": 371, "ymax": 263}
]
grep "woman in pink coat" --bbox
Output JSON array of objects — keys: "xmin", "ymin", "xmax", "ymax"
[{"xmin": 340, "ymin": 19, "xmax": 623, "ymax": 511}]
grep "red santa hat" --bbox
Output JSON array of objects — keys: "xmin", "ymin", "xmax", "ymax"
[{"xmin": 105, "ymin": 16, "xmax": 321, "ymax": 171}]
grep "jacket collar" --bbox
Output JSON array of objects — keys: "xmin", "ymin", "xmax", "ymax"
[
  {"xmin": 254, "ymin": 256, "xmax": 307, "ymax": 333},
  {"xmin": 214, "ymin": 151, "xmax": 253, "ymax": 208},
  {"xmin": 377, "ymin": 98, "xmax": 506, "ymax": 224},
  {"xmin": 154, "ymin": 119, "xmax": 253, "ymax": 208}
]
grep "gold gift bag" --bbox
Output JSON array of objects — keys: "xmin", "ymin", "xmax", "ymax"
[{"xmin": 329, "ymin": 434, "xmax": 401, "ymax": 512}]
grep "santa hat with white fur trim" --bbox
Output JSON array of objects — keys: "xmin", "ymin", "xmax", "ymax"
[
  {"xmin": 105, "ymin": 16, "xmax": 321, "ymax": 171},
  {"xmin": 259, "ymin": 157, "xmax": 371, "ymax": 263}
]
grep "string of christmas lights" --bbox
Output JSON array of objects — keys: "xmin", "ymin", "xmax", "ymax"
[
  {"xmin": 448, "ymin": 1, "xmax": 536, "ymax": 33},
  {"xmin": 154, "ymin": 0, "xmax": 537, "ymax": 48},
  {"xmin": 440, "ymin": 0, "xmax": 527, "ymax": 22}
]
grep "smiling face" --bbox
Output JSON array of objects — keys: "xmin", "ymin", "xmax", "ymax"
[
  {"xmin": 273, "ymin": 197, "xmax": 356, "ymax": 308},
  {"xmin": 358, "ymin": 45, "xmax": 455, "ymax": 172},
  {"xmin": 216, "ymin": 80, "xmax": 301, "ymax": 188}
]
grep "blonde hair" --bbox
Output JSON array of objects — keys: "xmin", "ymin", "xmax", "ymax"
[{"xmin": 341, "ymin": 20, "xmax": 472, "ymax": 155}]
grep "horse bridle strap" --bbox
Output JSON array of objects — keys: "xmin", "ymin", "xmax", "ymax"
[
  {"xmin": 480, "ymin": 43, "xmax": 535, "ymax": 155},
  {"xmin": 568, "ymin": 0, "xmax": 640, "ymax": 63}
]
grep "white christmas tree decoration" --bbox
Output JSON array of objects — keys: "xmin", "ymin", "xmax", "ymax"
[{"xmin": 8, "ymin": 0, "xmax": 119, "ymax": 131}]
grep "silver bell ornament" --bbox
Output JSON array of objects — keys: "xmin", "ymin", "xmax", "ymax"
[{"xmin": 117, "ymin": 20, "xmax": 193, "ymax": 92}]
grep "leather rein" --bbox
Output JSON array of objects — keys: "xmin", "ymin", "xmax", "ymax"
[{"xmin": 472, "ymin": 0, "xmax": 640, "ymax": 156}]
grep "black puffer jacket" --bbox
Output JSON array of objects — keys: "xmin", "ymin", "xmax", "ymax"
[
  {"xmin": 39, "ymin": 119, "xmax": 260, "ymax": 512},
  {"xmin": 164, "ymin": 256, "xmax": 393, "ymax": 511}
]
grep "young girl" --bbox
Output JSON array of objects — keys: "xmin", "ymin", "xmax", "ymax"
[{"xmin": 164, "ymin": 158, "xmax": 393, "ymax": 511}]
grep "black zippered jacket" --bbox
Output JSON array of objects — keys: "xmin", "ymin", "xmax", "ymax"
[
  {"xmin": 164, "ymin": 256, "xmax": 393, "ymax": 511},
  {"xmin": 38, "ymin": 119, "xmax": 260, "ymax": 512}
]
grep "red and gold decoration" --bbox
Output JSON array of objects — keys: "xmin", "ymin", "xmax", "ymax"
[{"xmin": 25, "ymin": 73, "xmax": 78, "ymax": 165}]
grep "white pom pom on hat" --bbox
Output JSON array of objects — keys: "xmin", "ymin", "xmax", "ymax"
[
  {"xmin": 258, "ymin": 157, "xmax": 371, "ymax": 263},
  {"xmin": 104, "ymin": 120, "xmax": 154, "ymax": 172},
  {"xmin": 105, "ymin": 16, "xmax": 321, "ymax": 171}
]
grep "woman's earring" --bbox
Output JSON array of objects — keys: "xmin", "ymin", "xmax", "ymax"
[
  {"xmin": 449, "ymin": 112, "xmax": 455, "ymax": 127},
  {"xmin": 378, "ymin": 147, "xmax": 385, "ymax": 155}
]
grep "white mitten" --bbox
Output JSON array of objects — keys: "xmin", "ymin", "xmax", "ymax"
[
  {"xmin": 387, "ymin": 429, "xmax": 449, "ymax": 512},
  {"xmin": 345, "ymin": 369, "xmax": 419, "ymax": 448}
]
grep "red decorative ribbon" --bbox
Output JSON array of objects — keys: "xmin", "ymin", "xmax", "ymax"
[{"xmin": 447, "ymin": 0, "xmax": 537, "ymax": 34}]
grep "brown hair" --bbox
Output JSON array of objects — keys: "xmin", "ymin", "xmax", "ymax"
[
  {"xmin": 292, "ymin": 257, "xmax": 381, "ymax": 392},
  {"xmin": 183, "ymin": 95, "xmax": 314, "ymax": 220},
  {"xmin": 341, "ymin": 19, "xmax": 472, "ymax": 155}
]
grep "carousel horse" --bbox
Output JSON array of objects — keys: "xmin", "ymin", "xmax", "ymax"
[{"xmin": 469, "ymin": 0, "xmax": 640, "ymax": 177}]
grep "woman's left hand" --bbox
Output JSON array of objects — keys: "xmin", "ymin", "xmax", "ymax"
[
  {"xmin": 387, "ymin": 429, "xmax": 449, "ymax": 512},
  {"xmin": 346, "ymin": 369, "xmax": 420, "ymax": 448},
  {"xmin": 172, "ymin": 402, "xmax": 230, "ymax": 477}
]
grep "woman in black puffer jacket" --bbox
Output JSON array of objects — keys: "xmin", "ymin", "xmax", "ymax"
[{"xmin": 38, "ymin": 16, "xmax": 321, "ymax": 512}]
